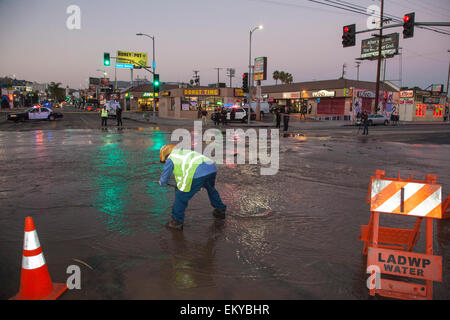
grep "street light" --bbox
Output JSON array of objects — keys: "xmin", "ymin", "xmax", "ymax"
[
  {"xmin": 248, "ymin": 25, "xmax": 263, "ymax": 125},
  {"xmin": 137, "ymin": 32, "xmax": 156, "ymax": 120}
]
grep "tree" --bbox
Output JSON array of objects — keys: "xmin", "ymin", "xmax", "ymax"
[
  {"xmin": 273, "ymin": 70, "xmax": 280, "ymax": 85},
  {"xmin": 48, "ymin": 82, "xmax": 65, "ymax": 101}
]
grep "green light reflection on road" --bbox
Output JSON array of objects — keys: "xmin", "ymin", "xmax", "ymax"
[{"xmin": 92, "ymin": 134, "xmax": 131, "ymax": 235}]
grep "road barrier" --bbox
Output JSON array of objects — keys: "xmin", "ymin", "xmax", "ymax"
[
  {"xmin": 359, "ymin": 170, "xmax": 450, "ymax": 300},
  {"xmin": 10, "ymin": 217, "xmax": 67, "ymax": 300}
]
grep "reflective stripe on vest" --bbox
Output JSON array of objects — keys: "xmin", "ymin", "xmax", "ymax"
[{"xmin": 168, "ymin": 149, "xmax": 210, "ymax": 192}]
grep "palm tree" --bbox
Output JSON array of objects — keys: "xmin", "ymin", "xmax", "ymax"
[
  {"xmin": 48, "ymin": 82, "xmax": 64, "ymax": 101},
  {"xmin": 273, "ymin": 70, "xmax": 280, "ymax": 85},
  {"xmin": 279, "ymin": 71, "xmax": 286, "ymax": 84},
  {"xmin": 285, "ymin": 73, "xmax": 293, "ymax": 84}
]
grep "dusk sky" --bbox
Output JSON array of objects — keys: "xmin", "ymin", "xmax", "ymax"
[{"xmin": 1, "ymin": 0, "xmax": 449, "ymax": 90}]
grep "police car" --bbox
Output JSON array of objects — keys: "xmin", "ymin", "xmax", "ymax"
[{"xmin": 7, "ymin": 105, "xmax": 63, "ymax": 122}]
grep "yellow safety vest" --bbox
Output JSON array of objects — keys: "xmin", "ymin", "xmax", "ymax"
[
  {"xmin": 168, "ymin": 149, "xmax": 210, "ymax": 192},
  {"xmin": 101, "ymin": 109, "xmax": 108, "ymax": 117}
]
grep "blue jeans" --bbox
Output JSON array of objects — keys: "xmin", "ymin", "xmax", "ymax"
[{"xmin": 172, "ymin": 173, "xmax": 226, "ymax": 223}]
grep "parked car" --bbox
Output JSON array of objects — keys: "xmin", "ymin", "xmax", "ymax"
[
  {"xmin": 367, "ymin": 114, "xmax": 390, "ymax": 126},
  {"xmin": 7, "ymin": 106, "xmax": 63, "ymax": 122}
]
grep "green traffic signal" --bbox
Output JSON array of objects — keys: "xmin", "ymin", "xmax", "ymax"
[
  {"xmin": 153, "ymin": 74, "xmax": 160, "ymax": 92},
  {"xmin": 104, "ymin": 52, "xmax": 110, "ymax": 66}
]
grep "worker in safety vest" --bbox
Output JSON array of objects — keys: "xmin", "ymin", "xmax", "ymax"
[
  {"xmin": 101, "ymin": 105, "xmax": 108, "ymax": 127},
  {"xmin": 159, "ymin": 144, "xmax": 227, "ymax": 230}
]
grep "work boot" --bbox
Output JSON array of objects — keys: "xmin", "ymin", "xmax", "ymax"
[
  {"xmin": 212, "ymin": 208, "xmax": 226, "ymax": 219},
  {"xmin": 165, "ymin": 218, "xmax": 183, "ymax": 231}
]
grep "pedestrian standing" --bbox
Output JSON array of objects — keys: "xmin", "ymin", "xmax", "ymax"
[
  {"xmin": 213, "ymin": 108, "xmax": 219, "ymax": 126},
  {"xmin": 282, "ymin": 106, "xmax": 290, "ymax": 132},
  {"xmin": 276, "ymin": 108, "xmax": 281, "ymax": 129},
  {"xmin": 197, "ymin": 107, "xmax": 202, "ymax": 119},
  {"xmin": 101, "ymin": 105, "xmax": 108, "ymax": 128},
  {"xmin": 201, "ymin": 108, "xmax": 208, "ymax": 126},
  {"xmin": 362, "ymin": 111, "xmax": 369, "ymax": 135},
  {"xmin": 116, "ymin": 101, "xmax": 123, "ymax": 127},
  {"xmin": 221, "ymin": 107, "xmax": 227, "ymax": 126}
]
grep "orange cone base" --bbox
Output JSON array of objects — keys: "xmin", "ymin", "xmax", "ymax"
[{"xmin": 10, "ymin": 283, "xmax": 67, "ymax": 300}]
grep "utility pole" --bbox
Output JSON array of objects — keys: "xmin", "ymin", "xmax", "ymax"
[
  {"xmin": 214, "ymin": 67, "xmax": 223, "ymax": 88},
  {"xmin": 446, "ymin": 50, "xmax": 450, "ymax": 99},
  {"xmin": 227, "ymin": 68, "xmax": 235, "ymax": 87},
  {"xmin": 341, "ymin": 63, "xmax": 347, "ymax": 79},
  {"xmin": 374, "ymin": 0, "xmax": 384, "ymax": 114},
  {"xmin": 356, "ymin": 61, "xmax": 361, "ymax": 81}
]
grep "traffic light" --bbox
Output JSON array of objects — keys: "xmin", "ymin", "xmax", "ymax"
[
  {"xmin": 342, "ymin": 24, "xmax": 356, "ymax": 47},
  {"xmin": 403, "ymin": 12, "xmax": 415, "ymax": 39},
  {"xmin": 153, "ymin": 74, "xmax": 160, "ymax": 92},
  {"xmin": 103, "ymin": 52, "xmax": 110, "ymax": 66},
  {"xmin": 242, "ymin": 73, "xmax": 249, "ymax": 93}
]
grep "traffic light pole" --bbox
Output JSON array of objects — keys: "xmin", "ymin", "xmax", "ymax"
[
  {"xmin": 374, "ymin": 0, "xmax": 384, "ymax": 114},
  {"xmin": 248, "ymin": 29, "xmax": 253, "ymax": 125}
]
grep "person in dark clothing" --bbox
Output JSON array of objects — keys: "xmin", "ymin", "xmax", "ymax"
[
  {"xmin": 212, "ymin": 108, "xmax": 220, "ymax": 125},
  {"xmin": 275, "ymin": 108, "xmax": 281, "ymax": 129},
  {"xmin": 282, "ymin": 106, "xmax": 290, "ymax": 132},
  {"xmin": 362, "ymin": 111, "xmax": 369, "ymax": 135},
  {"xmin": 116, "ymin": 102, "xmax": 123, "ymax": 127},
  {"xmin": 220, "ymin": 108, "xmax": 227, "ymax": 126},
  {"xmin": 230, "ymin": 108, "xmax": 236, "ymax": 121}
]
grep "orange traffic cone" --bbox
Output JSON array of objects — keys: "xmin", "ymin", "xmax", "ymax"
[{"xmin": 10, "ymin": 216, "xmax": 67, "ymax": 300}]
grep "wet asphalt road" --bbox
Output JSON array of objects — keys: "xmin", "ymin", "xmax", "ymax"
[{"xmin": 0, "ymin": 108, "xmax": 449, "ymax": 299}]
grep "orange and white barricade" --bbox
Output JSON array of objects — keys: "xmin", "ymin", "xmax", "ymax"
[{"xmin": 359, "ymin": 170, "xmax": 449, "ymax": 300}]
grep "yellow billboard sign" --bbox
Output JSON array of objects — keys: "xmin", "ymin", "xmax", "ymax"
[{"xmin": 116, "ymin": 50, "xmax": 148, "ymax": 67}]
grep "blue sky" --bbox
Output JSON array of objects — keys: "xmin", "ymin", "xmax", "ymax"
[{"xmin": 0, "ymin": 0, "xmax": 449, "ymax": 90}]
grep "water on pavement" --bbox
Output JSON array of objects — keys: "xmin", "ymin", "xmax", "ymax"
[{"xmin": 0, "ymin": 126, "xmax": 449, "ymax": 299}]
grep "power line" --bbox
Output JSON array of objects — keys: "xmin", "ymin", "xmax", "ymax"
[{"xmin": 322, "ymin": 0, "xmax": 450, "ymax": 35}]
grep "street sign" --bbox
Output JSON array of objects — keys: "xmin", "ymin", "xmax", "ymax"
[
  {"xmin": 115, "ymin": 63, "xmax": 133, "ymax": 69},
  {"xmin": 360, "ymin": 33, "xmax": 399, "ymax": 60}
]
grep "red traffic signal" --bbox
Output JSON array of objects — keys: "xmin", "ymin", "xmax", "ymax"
[
  {"xmin": 403, "ymin": 12, "xmax": 415, "ymax": 39},
  {"xmin": 342, "ymin": 24, "xmax": 355, "ymax": 48}
]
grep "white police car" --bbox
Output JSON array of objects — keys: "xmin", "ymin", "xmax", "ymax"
[{"xmin": 7, "ymin": 105, "xmax": 63, "ymax": 122}]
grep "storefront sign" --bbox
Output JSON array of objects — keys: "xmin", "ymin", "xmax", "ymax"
[
  {"xmin": 100, "ymin": 78, "xmax": 110, "ymax": 87},
  {"xmin": 415, "ymin": 90, "xmax": 431, "ymax": 97},
  {"xmin": 282, "ymin": 92, "xmax": 301, "ymax": 99},
  {"xmin": 343, "ymin": 88, "xmax": 353, "ymax": 97},
  {"xmin": 400, "ymin": 90, "xmax": 414, "ymax": 98},
  {"xmin": 431, "ymin": 84, "xmax": 443, "ymax": 93},
  {"xmin": 400, "ymin": 98, "xmax": 414, "ymax": 104},
  {"xmin": 160, "ymin": 91, "xmax": 170, "ymax": 96},
  {"xmin": 234, "ymin": 88, "xmax": 246, "ymax": 97},
  {"xmin": 312, "ymin": 90, "xmax": 335, "ymax": 98},
  {"xmin": 423, "ymin": 96, "xmax": 441, "ymax": 104},
  {"xmin": 142, "ymin": 92, "xmax": 159, "ymax": 98},
  {"xmin": 117, "ymin": 50, "xmax": 148, "ymax": 67},
  {"xmin": 357, "ymin": 90, "xmax": 376, "ymax": 98},
  {"xmin": 254, "ymin": 57, "xmax": 267, "ymax": 81},
  {"xmin": 184, "ymin": 89, "xmax": 219, "ymax": 96}
]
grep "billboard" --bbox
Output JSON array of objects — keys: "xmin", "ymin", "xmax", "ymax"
[
  {"xmin": 89, "ymin": 77, "xmax": 101, "ymax": 86},
  {"xmin": 360, "ymin": 33, "xmax": 399, "ymax": 60},
  {"xmin": 116, "ymin": 50, "xmax": 148, "ymax": 67},
  {"xmin": 254, "ymin": 57, "xmax": 267, "ymax": 81}
]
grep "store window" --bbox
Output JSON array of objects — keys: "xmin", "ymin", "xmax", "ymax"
[
  {"xmin": 433, "ymin": 105, "xmax": 443, "ymax": 117},
  {"xmin": 181, "ymin": 96, "xmax": 223, "ymax": 112},
  {"xmin": 138, "ymin": 98, "xmax": 158, "ymax": 112},
  {"xmin": 415, "ymin": 104, "xmax": 426, "ymax": 117}
]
